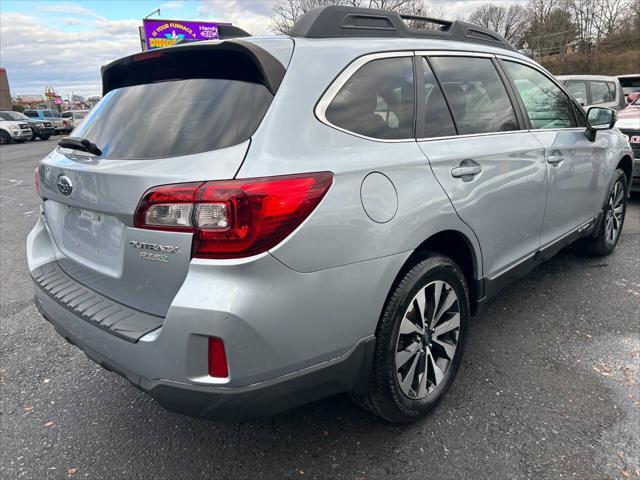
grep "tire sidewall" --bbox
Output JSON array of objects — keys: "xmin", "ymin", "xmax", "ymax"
[{"xmin": 377, "ymin": 257, "xmax": 469, "ymax": 421}]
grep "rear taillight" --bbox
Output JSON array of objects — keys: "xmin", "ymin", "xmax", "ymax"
[
  {"xmin": 134, "ymin": 172, "xmax": 333, "ymax": 259},
  {"xmin": 208, "ymin": 337, "xmax": 228, "ymax": 378}
]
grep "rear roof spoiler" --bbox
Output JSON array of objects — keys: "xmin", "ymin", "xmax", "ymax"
[{"xmin": 101, "ymin": 39, "xmax": 286, "ymax": 96}]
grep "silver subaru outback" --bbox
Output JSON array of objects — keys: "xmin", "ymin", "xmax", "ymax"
[{"xmin": 27, "ymin": 6, "xmax": 634, "ymax": 423}]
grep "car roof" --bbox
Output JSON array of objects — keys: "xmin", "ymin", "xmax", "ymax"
[
  {"xmin": 618, "ymin": 73, "xmax": 640, "ymax": 79},
  {"xmin": 556, "ymin": 74, "xmax": 619, "ymax": 81}
]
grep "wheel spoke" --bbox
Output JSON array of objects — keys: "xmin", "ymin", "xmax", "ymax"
[
  {"xmin": 433, "ymin": 337, "xmax": 457, "ymax": 361},
  {"xmin": 400, "ymin": 349, "xmax": 422, "ymax": 393},
  {"xmin": 399, "ymin": 315, "xmax": 422, "ymax": 336},
  {"xmin": 396, "ymin": 341, "xmax": 420, "ymax": 368},
  {"xmin": 434, "ymin": 312, "xmax": 460, "ymax": 336},
  {"xmin": 417, "ymin": 354, "xmax": 429, "ymax": 397},
  {"xmin": 614, "ymin": 182, "xmax": 624, "ymax": 205},
  {"xmin": 428, "ymin": 281, "xmax": 443, "ymax": 327},
  {"xmin": 427, "ymin": 349, "xmax": 444, "ymax": 387},
  {"xmin": 434, "ymin": 288, "xmax": 457, "ymax": 326},
  {"xmin": 414, "ymin": 289, "xmax": 426, "ymax": 332}
]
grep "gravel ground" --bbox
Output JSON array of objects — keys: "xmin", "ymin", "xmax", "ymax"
[{"xmin": 1, "ymin": 140, "xmax": 639, "ymax": 480}]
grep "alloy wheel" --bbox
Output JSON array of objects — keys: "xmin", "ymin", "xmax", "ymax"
[
  {"xmin": 605, "ymin": 180, "xmax": 625, "ymax": 246},
  {"xmin": 395, "ymin": 280, "xmax": 460, "ymax": 399}
]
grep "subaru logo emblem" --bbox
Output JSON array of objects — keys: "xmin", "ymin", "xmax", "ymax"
[{"xmin": 56, "ymin": 174, "xmax": 73, "ymax": 196}]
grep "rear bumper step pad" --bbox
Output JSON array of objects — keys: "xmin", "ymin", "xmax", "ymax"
[{"xmin": 31, "ymin": 262, "xmax": 163, "ymax": 342}]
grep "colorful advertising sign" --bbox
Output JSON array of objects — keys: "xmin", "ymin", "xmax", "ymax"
[{"xmin": 142, "ymin": 19, "xmax": 225, "ymax": 49}]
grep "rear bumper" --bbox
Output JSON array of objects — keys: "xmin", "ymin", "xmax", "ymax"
[
  {"xmin": 34, "ymin": 291, "xmax": 374, "ymax": 420},
  {"xmin": 27, "ymin": 217, "xmax": 406, "ymax": 418}
]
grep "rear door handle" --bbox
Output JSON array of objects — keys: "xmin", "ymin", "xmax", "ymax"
[
  {"xmin": 546, "ymin": 155, "xmax": 564, "ymax": 165},
  {"xmin": 451, "ymin": 165, "xmax": 482, "ymax": 178}
]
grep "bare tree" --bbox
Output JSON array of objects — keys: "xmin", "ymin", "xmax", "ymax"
[
  {"xmin": 271, "ymin": 0, "xmax": 437, "ymax": 34},
  {"xmin": 467, "ymin": 3, "xmax": 527, "ymax": 44}
]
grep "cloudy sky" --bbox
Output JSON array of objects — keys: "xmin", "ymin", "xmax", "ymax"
[{"xmin": 0, "ymin": 0, "xmax": 524, "ymax": 99}]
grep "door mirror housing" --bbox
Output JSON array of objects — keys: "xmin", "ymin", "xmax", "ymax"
[{"xmin": 585, "ymin": 106, "xmax": 616, "ymax": 141}]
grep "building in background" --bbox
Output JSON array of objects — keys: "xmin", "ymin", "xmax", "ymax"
[{"xmin": 0, "ymin": 68, "xmax": 12, "ymax": 110}]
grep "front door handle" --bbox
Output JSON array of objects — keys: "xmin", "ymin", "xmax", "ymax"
[
  {"xmin": 546, "ymin": 155, "xmax": 564, "ymax": 165},
  {"xmin": 451, "ymin": 165, "xmax": 482, "ymax": 178}
]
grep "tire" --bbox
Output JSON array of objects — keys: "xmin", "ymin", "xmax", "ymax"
[
  {"xmin": 38, "ymin": 135, "xmax": 50, "ymax": 141},
  {"xmin": 31, "ymin": 131, "xmax": 37, "ymax": 141},
  {"xmin": 576, "ymin": 168, "xmax": 628, "ymax": 256},
  {"xmin": 353, "ymin": 253, "xmax": 469, "ymax": 423},
  {"xmin": 0, "ymin": 131, "xmax": 9, "ymax": 145}
]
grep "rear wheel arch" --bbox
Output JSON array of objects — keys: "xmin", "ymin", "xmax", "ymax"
[{"xmin": 382, "ymin": 230, "xmax": 482, "ymax": 323}]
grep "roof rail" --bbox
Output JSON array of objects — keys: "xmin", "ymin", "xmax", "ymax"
[{"xmin": 289, "ymin": 5, "xmax": 516, "ymax": 52}]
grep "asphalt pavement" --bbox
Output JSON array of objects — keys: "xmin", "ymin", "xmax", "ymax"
[{"xmin": 1, "ymin": 139, "xmax": 639, "ymax": 480}]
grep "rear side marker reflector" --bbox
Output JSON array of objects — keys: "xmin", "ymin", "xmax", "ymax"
[
  {"xmin": 134, "ymin": 172, "xmax": 333, "ymax": 259},
  {"xmin": 208, "ymin": 337, "xmax": 228, "ymax": 378}
]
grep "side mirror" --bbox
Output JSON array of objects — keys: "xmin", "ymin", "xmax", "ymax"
[
  {"xmin": 576, "ymin": 97, "xmax": 586, "ymax": 106},
  {"xmin": 585, "ymin": 106, "xmax": 616, "ymax": 141}
]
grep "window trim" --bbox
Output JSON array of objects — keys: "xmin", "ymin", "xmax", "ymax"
[{"xmin": 314, "ymin": 51, "xmax": 416, "ymax": 143}]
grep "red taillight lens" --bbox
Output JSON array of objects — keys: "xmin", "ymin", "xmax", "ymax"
[
  {"xmin": 208, "ymin": 337, "xmax": 228, "ymax": 378},
  {"xmin": 134, "ymin": 172, "xmax": 333, "ymax": 258}
]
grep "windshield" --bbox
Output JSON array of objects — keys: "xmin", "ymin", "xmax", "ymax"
[
  {"xmin": 73, "ymin": 78, "xmax": 273, "ymax": 160},
  {"xmin": 0, "ymin": 111, "xmax": 27, "ymax": 121},
  {"xmin": 620, "ymin": 77, "xmax": 640, "ymax": 95}
]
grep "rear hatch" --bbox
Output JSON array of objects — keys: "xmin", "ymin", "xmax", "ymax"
[{"xmin": 37, "ymin": 39, "xmax": 292, "ymax": 318}]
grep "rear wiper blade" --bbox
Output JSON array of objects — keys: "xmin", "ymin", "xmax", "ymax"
[{"xmin": 58, "ymin": 136, "xmax": 102, "ymax": 156}]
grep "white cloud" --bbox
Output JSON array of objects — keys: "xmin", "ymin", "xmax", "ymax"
[
  {"xmin": 161, "ymin": 1, "xmax": 185, "ymax": 9},
  {"xmin": 197, "ymin": 0, "xmax": 273, "ymax": 35},
  {"xmin": 0, "ymin": 10, "xmax": 141, "ymax": 97}
]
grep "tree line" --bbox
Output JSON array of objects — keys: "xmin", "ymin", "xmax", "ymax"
[{"xmin": 271, "ymin": 0, "xmax": 640, "ymax": 74}]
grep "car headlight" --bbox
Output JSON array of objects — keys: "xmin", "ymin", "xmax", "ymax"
[
  {"xmin": 621, "ymin": 133, "xmax": 630, "ymax": 146},
  {"xmin": 36, "ymin": 123, "xmax": 43, "ymax": 128}
]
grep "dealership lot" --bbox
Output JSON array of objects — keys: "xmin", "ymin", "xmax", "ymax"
[{"xmin": 1, "ymin": 140, "xmax": 639, "ymax": 479}]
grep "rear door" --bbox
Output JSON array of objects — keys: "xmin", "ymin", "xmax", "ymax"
[
  {"xmin": 501, "ymin": 59, "xmax": 607, "ymax": 247},
  {"xmin": 416, "ymin": 53, "xmax": 547, "ymax": 279},
  {"xmin": 36, "ymin": 40, "xmax": 292, "ymax": 317}
]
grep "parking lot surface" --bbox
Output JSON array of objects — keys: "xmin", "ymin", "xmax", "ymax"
[{"xmin": 1, "ymin": 140, "xmax": 639, "ymax": 479}]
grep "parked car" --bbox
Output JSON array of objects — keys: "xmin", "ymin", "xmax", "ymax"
[
  {"xmin": 616, "ymin": 95, "xmax": 640, "ymax": 192},
  {"xmin": 618, "ymin": 74, "xmax": 640, "ymax": 102},
  {"xmin": 23, "ymin": 109, "xmax": 65, "ymax": 133},
  {"xmin": 0, "ymin": 115, "xmax": 32, "ymax": 144},
  {"xmin": 0, "ymin": 111, "xmax": 54, "ymax": 140},
  {"xmin": 27, "ymin": 6, "xmax": 634, "ymax": 423},
  {"xmin": 557, "ymin": 74, "xmax": 626, "ymax": 110},
  {"xmin": 61, "ymin": 110, "xmax": 89, "ymax": 133}
]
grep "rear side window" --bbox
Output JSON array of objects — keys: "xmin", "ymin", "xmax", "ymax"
[
  {"xmin": 503, "ymin": 61, "xmax": 577, "ymax": 129},
  {"xmin": 565, "ymin": 81, "xmax": 588, "ymax": 104},
  {"xmin": 590, "ymin": 81, "xmax": 615, "ymax": 104},
  {"xmin": 325, "ymin": 57, "xmax": 415, "ymax": 140},
  {"xmin": 72, "ymin": 79, "xmax": 273, "ymax": 159},
  {"xmin": 429, "ymin": 56, "xmax": 518, "ymax": 135},
  {"xmin": 420, "ymin": 58, "xmax": 456, "ymax": 138}
]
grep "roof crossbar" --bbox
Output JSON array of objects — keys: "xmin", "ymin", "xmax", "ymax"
[{"xmin": 289, "ymin": 6, "xmax": 517, "ymax": 52}]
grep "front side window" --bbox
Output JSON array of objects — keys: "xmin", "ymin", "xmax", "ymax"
[
  {"xmin": 590, "ymin": 81, "xmax": 615, "ymax": 104},
  {"xmin": 420, "ymin": 58, "xmax": 457, "ymax": 138},
  {"xmin": 325, "ymin": 57, "xmax": 415, "ymax": 140},
  {"xmin": 429, "ymin": 56, "xmax": 518, "ymax": 135},
  {"xmin": 565, "ymin": 81, "xmax": 588, "ymax": 104},
  {"xmin": 503, "ymin": 61, "xmax": 577, "ymax": 129}
]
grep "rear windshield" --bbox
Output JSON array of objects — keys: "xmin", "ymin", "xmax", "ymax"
[
  {"xmin": 73, "ymin": 78, "xmax": 272, "ymax": 159},
  {"xmin": 73, "ymin": 111, "xmax": 88, "ymax": 119},
  {"xmin": 24, "ymin": 111, "xmax": 38, "ymax": 117}
]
